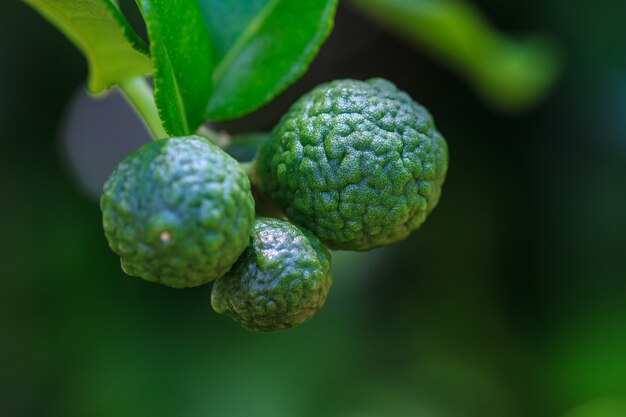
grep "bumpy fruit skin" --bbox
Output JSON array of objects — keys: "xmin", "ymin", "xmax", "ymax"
[
  {"xmin": 211, "ymin": 217, "xmax": 332, "ymax": 332},
  {"xmin": 256, "ymin": 78, "xmax": 448, "ymax": 250},
  {"xmin": 101, "ymin": 136, "xmax": 254, "ymax": 288}
]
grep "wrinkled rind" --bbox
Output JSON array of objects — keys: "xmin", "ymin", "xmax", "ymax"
[
  {"xmin": 101, "ymin": 136, "xmax": 255, "ymax": 288},
  {"xmin": 256, "ymin": 78, "xmax": 448, "ymax": 250},
  {"xmin": 211, "ymin": 217, "xmax": 332, "ymax": 332}
]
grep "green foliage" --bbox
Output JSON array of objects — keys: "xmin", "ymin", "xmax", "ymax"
[
  {"xmin": 8, "ymin": 0, "xmax": 626, "ymax": 411},
  {"xmin": 211, "ymin": 217, "xmax": 332, "ymax": 332},
  {"xmin": 349, "ymin": 0, "xmax": 561, "ymax": 111},
  {"xmin": 546, "ymin": 310, "xmax": 626, "ymax": 405},
  {"xmin": 562, "ymin": 398, "xmax": 626, "ymax": 417},
  {"xmin": 200, "ymin": 0, "xmax": 338, "ymax": 120},
  {"xmin": 140, "ymin": 0, "xmax": 214, "ymax": 136},
  {"xmin": 255, "ymin": 78, "xmax": 448, "ymax": 250},
  {"xmin": 101, "ymin": 136, "xmax": 254, "ymax": 288},
  {"xmin": 25, "ymin": 0, "xmax": 338, "ymax": 131},
  {"xmin": 23, "ymin": 0, "xmax": 151, "ymax": 93}
]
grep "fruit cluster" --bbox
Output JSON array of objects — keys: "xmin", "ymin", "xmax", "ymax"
[{"xmin": 101, "ymin": 79, "xmax": 449, "ymax": 332}]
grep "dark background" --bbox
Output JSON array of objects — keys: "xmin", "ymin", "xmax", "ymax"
[{"xmin": 2, "ymin": 1, "xmax": 626, "ymax": 416}]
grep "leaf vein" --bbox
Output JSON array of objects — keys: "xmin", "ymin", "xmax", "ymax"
[
  {"xmin": 161, "ymin": 44, "xmax": 190, "ymax": 134},
  {"xmin": 212, "ymin": 0, "xmax": 281, "ymax": 84}
]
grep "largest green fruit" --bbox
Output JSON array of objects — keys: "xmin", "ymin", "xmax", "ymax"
[
  {"xmin": 101, "ymin": 136, "xmax": 254, "ymax": 288},
  {"xmin": 255, "ymin": 78, "xmax": 449, "ymax": 251}
]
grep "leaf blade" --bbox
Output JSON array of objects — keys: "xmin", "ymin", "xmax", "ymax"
[
  {"xmin": 23, "ymin": 0, "xmax": 152, "ymax": 93},
  {"xmin": 201, "ymin": 0, "xmax": 338, "ymax": 120},
  {"xmin": 141, "ymin": 0, "xmax": 214, "ymax": 136}
]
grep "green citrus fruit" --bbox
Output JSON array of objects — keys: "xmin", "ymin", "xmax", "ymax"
[
  {"xmin": 101, "ymin": 136, "xmax": 254, "ymax": 288},
  {"xmin": 211, "ymin": 217, "xmax": 332, "ymax": 332},
  {"xmin": 255, "ymin": 78, "xmax": 448, "ymax": 250}
]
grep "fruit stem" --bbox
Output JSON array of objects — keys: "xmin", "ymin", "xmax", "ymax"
[
  {"xmin": 197, "ymin": 125, "xmax": 231, "ymax": 149},
  {"xmin": 118, "ymin": 77, "xmax": 168, "ymax": 140},
  {"xmin": 238, "ymin": 161, "xmax": 256, "ymax": 185}
]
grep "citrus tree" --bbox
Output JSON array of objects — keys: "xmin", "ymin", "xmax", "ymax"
[{"xmin": 30, "ymin": 0, "xmax": 567, "ymax": 332}]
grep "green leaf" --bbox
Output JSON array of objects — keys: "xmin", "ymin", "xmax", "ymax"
[
  {"xmin": 23, "ymin": 0, "xmax": 152, "ymax": 93},
  {"xmin": 200, "ymin": 0, "xmax": 338, "ymax": 120},
  {"xmin": 141, "ymin": 0, "xmax": 214, "ymax": 136},
  {"xmin": 349, "ymin": 0, "xmax": 561, "ymax": 112}
]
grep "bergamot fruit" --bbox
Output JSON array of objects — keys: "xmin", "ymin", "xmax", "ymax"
[
  {"xmin": 211, "ymin": 217, "xmax": 332, "ymax": 332},
  {"xmin": 101, "ymin": 136, "xmax": 254, "ymax": 288},
  {"xmin": 255, "ymin": 78, "xmax": 448, "ymax": 250}
]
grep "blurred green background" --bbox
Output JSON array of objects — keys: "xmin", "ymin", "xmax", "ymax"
[{"xmin": 2, "ymin": 1, "xmax": 626, "ymax": 416}]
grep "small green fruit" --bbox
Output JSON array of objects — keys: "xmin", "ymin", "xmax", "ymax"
[
  {"xmin": 255, "ymin": 78, "xmax": 448, "ymax": 250},
  {"xmin": 101, "ymin": 136, "xmax": 254, "ymax": 288},
  {"xmin": 211, "ymin": 217, "xmax": 332, "ymax": 332}
]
